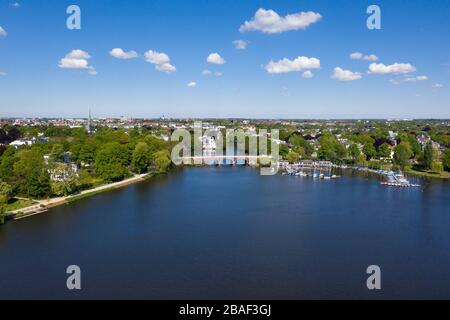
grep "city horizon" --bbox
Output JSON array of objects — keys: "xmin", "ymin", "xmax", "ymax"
[{"xmin": 2, "ymin": 115, "xmax": 450, "ymax": 121}]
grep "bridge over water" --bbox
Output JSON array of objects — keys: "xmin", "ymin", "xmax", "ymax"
[{"xmin": 180, "ymin": 155, "xmax": 274, "ymax": 165}]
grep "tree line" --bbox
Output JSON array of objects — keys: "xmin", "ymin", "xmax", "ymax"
[{"xmin": 0, "ymin": 125, "xmax": 173, "ymax": 222}]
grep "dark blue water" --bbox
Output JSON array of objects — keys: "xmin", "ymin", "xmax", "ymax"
[{"xmin": 0, "ymin": 167, "xmax": 449, "ymax": 299}]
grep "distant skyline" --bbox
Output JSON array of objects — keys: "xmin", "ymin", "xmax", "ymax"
[{"xmin": 0, "ymin": 0, "xmax": 449, "ymax": 118}]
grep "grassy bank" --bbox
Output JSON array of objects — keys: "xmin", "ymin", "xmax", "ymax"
[
  {"xmin": 5, "ymin": 199, "xmax": 37, "ymax": 212},
  {"xmin": 405, "ymin": 168, "xmax": 450, "ymax": 179},
  {"xmin": 67, "ymin": 187, "xmax": 116, "ymax": 203}
]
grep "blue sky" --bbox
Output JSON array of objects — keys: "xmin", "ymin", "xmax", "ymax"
[{"xmin": 0, "ymin": 0, "xmax": 449, "ymax": 118}]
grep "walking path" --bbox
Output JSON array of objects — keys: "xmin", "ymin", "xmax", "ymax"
[{"xmin": 9, "ymin": 173, "xmax": 148, "ymax": 220}]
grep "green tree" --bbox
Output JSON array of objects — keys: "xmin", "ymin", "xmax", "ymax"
[
  {"xmin": 78, "ymin": 139, "xmax": 98, "ymax": 165},
  {"xmin": 13, "ymin": 149, "xmax": 51, "ymax": 198},
  {"xmin": 286, "ymin": 151, "xmax": 300, "ymax": 164},
  {"xmin": 431, "ymin": 161, "xmax": 443, "ymax": 173},
  {"xmin": 279, "ymin": 144, "xmax": 289, "ymax": 158},
  {"xmin": 407, "ymin": 135, "xmax": 422, "ymax": 157},
  {"xmin": 0, "ymin": 194, "xmax": 7, "ymax": 225},
  {"xmin": 143, "ymin": 135, "xmax": 166, "ymax": 155},
  {"xmin": 0, "ymin": 180, "xmax": 13, "ymax": 201},
  {"xmin": 289, "ymin": 135, "xmax": 313, "ymax": 156},
  {"xmin": 394, "ymin": 142, "xmax": 413, "ymax": 168},
  {"xmin": 442, "ymin": 150, "xmax": 450, "ymax": 172},
  {"xmin": 94, "ymin": 142, "xmax": 130, "ymax": 181},
  {"xmin": 422, "ymin": 141, "xmax": 434, "ymax": 170},
  {"xmin": 132, "ymin": 142, "xmax": 151, "ymax": 174},
  {"xmin": 0, "ymin": 147, "xmax": 17, "ymax": 184},
  {"xmin": 153, "ymin": 150, "xmax": 171, "ymax": 174},
  {"xmin": 317, "ymin": 134, "xmax": 347, "ymax": 163},
  {"xmin": 50, "ymin": 144, "xmax": 65, "ymax": 162},
  {"xmin": 51, "ymin": 176, "xmax": 80, "ymax": 196},
  {"xmin": 348, "ymin": 144, "xmax": 361, "ymax": 164},
  {"xmin": 377, "ymin": 143, "xmax": 391, "ymax": 159},
  {"xmin": 292, "ymin": 146, "xmax": 305, "ymax": 159},
  {"xmin": 26, "ymin": 170, "xmax": 51, "ymax": 198},
  {"xmin": 363, "ymin": 143, "xmax": 377, "ymax": 160}
]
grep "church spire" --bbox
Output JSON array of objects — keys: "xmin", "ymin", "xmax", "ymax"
[{"xmin": 87, "ymin": 108, "xmax": 92, "ymax": 133}]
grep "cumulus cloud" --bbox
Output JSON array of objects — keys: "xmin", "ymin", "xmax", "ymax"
[
  {"xmin": 265, "ymin": 56, "xmax": 320, "ymax": 74},
  {"xmin": 58, "ymin": 49, "xmax": 97, "ymax": 75},
  {"xmin": 144, "ymin": 50, "xmax": 176, "ymax": 74},
  {"xmin": 331, "ymin": 67, "xmax": 362, "ymax": 81},
  {"xmin": 302, "ymin": 70, "xmax": 314, "ymax": 78},
  {"xmin": 350, "ymin": 52, "xmax": 378, "ymax": 61},
  {"xmin": 0, "ymin": 26, "xmax": 7, "ymax": 38},
  {"xmin": 432, "ymin": 83, "xmax": 444, "ymax": 88},
  {"xmin": 207, "ymin": 53, "xmax": 225, "ymax": 65},
  {"xmin": 368, "ymin": 62, "xmax": 416, "ymax": 75},
  {"xmin": 240, "ymin": 8, "xmax": 322, "ymax": 34},
  {"xmin": 187, "ymin": 81, "xmax": 197, "ymax": 88},
  {"xmin": 233, "ymin": 40, "xmax": 248, "ymax": 50},
  {"xmin": 214, "ymin": 71, "xmax": 223, "ymax": 77},
  {"xmin": 155, "ymin": 63, "xmax": 176, "ymax": 73},
  {"xmin": 145, "ymin": 50, "xmax": 170, "ymax": 64},
  {"xmin": 109, "ymin": 48, "xmax": 138, "ymax": 59}
]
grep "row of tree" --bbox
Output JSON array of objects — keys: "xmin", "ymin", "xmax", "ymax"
[
  {"xmin": 283, "ymin": 130, "xmax": 450, "ymax": 172},
  {"xmin": 0, "ymin": 126, "xmax": 173, "ymax": 208}
]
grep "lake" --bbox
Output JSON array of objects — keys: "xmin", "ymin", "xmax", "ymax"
[{"xmin": 0, "ymin": 167, "xmax": 449, "ymax": 299}]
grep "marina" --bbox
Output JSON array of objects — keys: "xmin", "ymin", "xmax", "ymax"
[{"xmin": 280, "ymin": 161, "xmax": 421, "ymax": 188}]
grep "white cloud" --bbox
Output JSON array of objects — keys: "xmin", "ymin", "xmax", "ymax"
[
  {"xmin": 432, "ymin": 83, "xmax": 444, "ymax": 88},
  {"xmin": 302, "ymin": 70, "xmax": 314, "ymax": 78},
  {"xmin": 207, "ymin": 53, "xmax": 225, "ymax": 65},
  {"xmin": 0, "ymin": 71, "xmax": 6, "ymax": 76},
  {"xmin": 350, "ymin": 52, "xmax": 378, "ymax": 61},
  {"xmin": 233, "ymin": 40, "xmax": 248, "ymax": 50},
  {"xmin": 58, "ymin": 50, "xmax": 97, "ymax": 75},
  {"xmin": 187, "ymin": 81, "xmax": 197, "ymax": 88},
  {"xmin": 155, "ymin": 63, "xmax": 176, "ymax": 73},
  {"xmin": 144, "ymin": 50, "xmax": 176, "ymax": 74},
  {"xmin": 144, "ymin": 50, "xmax": 170, "ymax": 65},
  {"xmin": 240, "ymin": 8, "xmax": 322, "ymax": 34},
  {"xmin": 0, "ymin": 26, "xmax": 7, "ymax": 38},
  {"xmin": 109, "ymin": 48, "xmax": 138, "ymax": 59},
  {"xmin": 331, "ymin": 67, "xmax": 362, "ymax": 81},
  {"xmin": 11, "ymin": 2, "xmax": 20, "ymax": 8},
  {"xmin": 368, "ymin": 62, "xmax": 416, "ymax": 75},
  {"xmin": 404, "ymin": 75, "xmax": 428, "ymax": 82},
  {"xmin": 87, "ymin": 68, "xmax": 97, "ymax": 76},
  {"xmin": 265, "ymin": 56, "xmax": 320, "ymax": 74},
  {"xmin": 389, "ymin": 75, "xmax": 428, "ymax": 85},
  {"xmin": 67, "ymin": 49, "xmax": 91, "ymax": 59},
  {"xmin": 202, "ymin": 69, "xmax": 222, "ymax": 77}
]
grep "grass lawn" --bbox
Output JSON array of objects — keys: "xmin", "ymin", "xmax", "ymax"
[
  {"xmin": 67, "ymin": 187, "xmax": 116, "ymax": 203},
  {"xmin": 5, "ymin": 199, "xmax": 37, "ymax": 212},
  {"xmin": 406, "ymin": 168, "xmax": 450, "ymax": 179}
]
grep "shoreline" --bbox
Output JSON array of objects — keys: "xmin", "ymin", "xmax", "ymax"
[
  {"xmin": 7, "ymin": 173, "xmax": 149, "ymax": 221},
  {"xmin": 5, "ymin": 163, "xmax": 449, "ymax": 222}
]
